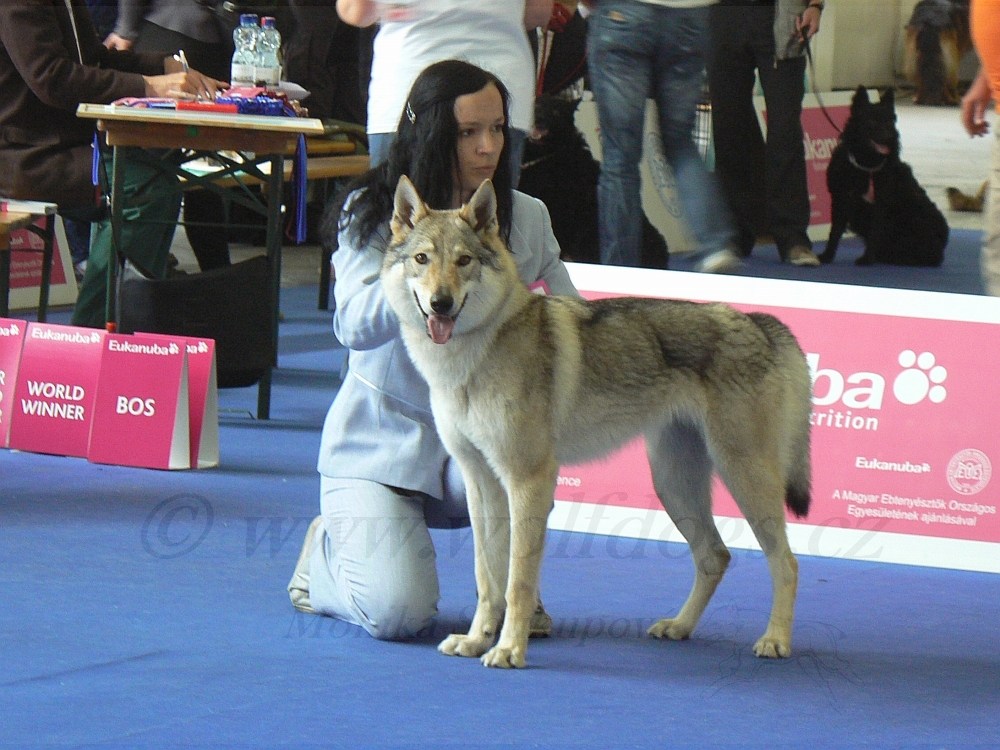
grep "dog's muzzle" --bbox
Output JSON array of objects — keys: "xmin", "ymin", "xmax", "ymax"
[{"xmin": 415, "ymin": 291, "xmax": 464, "ymax": 345}]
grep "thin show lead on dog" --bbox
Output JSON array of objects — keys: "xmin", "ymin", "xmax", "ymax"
[{"xmin": 381, "ymin": 175, "xmax": 814, "ymax": 669}]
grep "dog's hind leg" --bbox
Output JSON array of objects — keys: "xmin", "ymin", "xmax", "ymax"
[
  {"xmin": 645, "ymin": 420, "xmax": 732, "ymax": 643},
  {"xmin": 716, "ymin": 451, "xmax": 799, "ymax": 658},
  {"xmin": 438, "ymin": 448, "xmax": 510, "ymax": 660}
]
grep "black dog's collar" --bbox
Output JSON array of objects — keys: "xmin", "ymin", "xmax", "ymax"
[{"xmin": 847, "ymin": 150, "xmax": 887, "ymax": 173}]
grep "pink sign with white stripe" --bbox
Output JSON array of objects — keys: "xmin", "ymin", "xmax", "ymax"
[
  {"xmin": 88, "ymin": 334, "xmax": 190, "ymax": 470},
  {"xmin": 0, "ymin": 318, "xmax": 27, "ymax": 447},
  {"xmin": 8, "ymin": 324, "xmax": 105, "ymax": 457}
]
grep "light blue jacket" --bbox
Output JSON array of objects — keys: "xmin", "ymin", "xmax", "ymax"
[{"xmin": 317, "ymin": 190, "xmax": 578, "ymax": 499}]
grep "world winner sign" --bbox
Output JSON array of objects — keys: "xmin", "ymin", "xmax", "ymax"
[
  {"xmin": 551, "ymin": 264, "xmax": 1000, "ymax": 574},
  {"xmin": 8, "ymin": 323, "xmax": 105, "ymax": 457}
]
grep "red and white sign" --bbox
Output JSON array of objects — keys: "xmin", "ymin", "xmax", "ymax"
[
  {"xmin": 0, "ymin": 210, "xmax": 78, "ymax": 309},
  {"xmin": 0, "ymin": 318, "xmax": 27, "ymax": 447},
  {"xmin": 7, "ymin": 323, "xmax": 105, "ymax": 457},
  {"xmin": 554, "ymin": 264, "xmax": 1000, "ymax": 574},
  {"xmin": 134, "ymin": 333, "xmax": 219, "ymax": 468},
  {"xmin": 88, "ymin": 333, "xmax": 190, "ymax": 470}
]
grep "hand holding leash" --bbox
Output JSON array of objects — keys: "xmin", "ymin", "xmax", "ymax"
[{"xmin": 796, "ymin": 4, "xmax": 822, "ymax": 41}]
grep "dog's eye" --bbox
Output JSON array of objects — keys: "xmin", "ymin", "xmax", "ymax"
[
  {"xmin": 456, "ymin": 255, "xmax": 473, "ymax": 267},
  {"xmin": 413, "ymin": 253, "xmax": 429, "ymax": 265}
]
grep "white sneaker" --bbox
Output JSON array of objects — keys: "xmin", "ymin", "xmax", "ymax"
[
  {"xmin": 694, "ymin": 249, "xmax": 742, "ymax": 274},
  {"xmin": 788, "ymin": 245, "xmax": 821, "ymax": 267}
]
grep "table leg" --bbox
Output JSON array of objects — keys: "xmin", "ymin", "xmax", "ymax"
[
  {"xmin": 107, "ymin": 146, "xmax": 126, "ymax": 331},
  {"xmin": 36, "ymin": 215, "xmax": 55, "ymax": 323},
  {"xmin": 256, "ymin": 153, "xmax": 285, "ymax": 420},
  {"xmin": 0, "ymin": 242, "xmax": 9, "ymax": 319}
]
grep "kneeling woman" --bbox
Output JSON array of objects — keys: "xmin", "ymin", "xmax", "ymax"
[{"xmin": 288, "ymin": 60, "xmax": 577, "ymax": 639}]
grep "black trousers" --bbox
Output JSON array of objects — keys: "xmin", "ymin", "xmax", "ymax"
[
  {"xmin": 708, "ymin": 5, "xmax": 810, "ymax": 256},
  {"xmin": 134, "ymin": 21, "xmax": 232, "ymax": 271}
]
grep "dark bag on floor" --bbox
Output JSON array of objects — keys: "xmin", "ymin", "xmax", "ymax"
[{"xmin": 118, "ymin": 255, "xmax": 275, "ymax": 388}]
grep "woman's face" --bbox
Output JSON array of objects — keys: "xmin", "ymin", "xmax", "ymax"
[{"xmin": 452, "ymin": 82, "xmax": 505, "ymax": 207}]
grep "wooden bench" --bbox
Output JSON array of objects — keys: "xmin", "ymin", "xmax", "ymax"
[{"xmin": 0, "ymin": 200, "xmax": 58, "ymax": 321}]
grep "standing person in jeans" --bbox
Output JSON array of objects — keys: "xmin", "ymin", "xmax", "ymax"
[
  {"xmin": 708, "ymin": 0, "xmax": 823, "ymax": 266},
  {"xmin": 584, "ymin": 0, "xmax": 739, "ymax": 272}
]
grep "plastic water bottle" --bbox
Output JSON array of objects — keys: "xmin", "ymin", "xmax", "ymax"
[
  {"xmin": 230, "ymin": 14, "xmax": 259, "ymax": 87},
  {"xmin": 255, "ymin": 16, "xmax": 281, "ymax": 88}
]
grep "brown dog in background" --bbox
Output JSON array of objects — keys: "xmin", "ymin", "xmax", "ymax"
[{"xmin": 904, "ymin": 0, "xmax": 972, "ymax": 106}]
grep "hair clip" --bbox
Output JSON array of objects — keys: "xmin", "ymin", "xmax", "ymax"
[{"xmin": 405, "ymin": 102, "xmax": 416, "ymax": 124}]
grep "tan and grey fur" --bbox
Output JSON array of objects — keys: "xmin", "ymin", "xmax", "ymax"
[{"xmin": 380, "ymin": 176, "xmax": 813, "ymax": 669}]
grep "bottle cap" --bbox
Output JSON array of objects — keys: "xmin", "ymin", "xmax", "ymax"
[
  {"xmin": 261, "ymin": 16, "xmax": 276, "ymax": 27},
  {"xmin": 239, "ymin": 14, "xmax": 259, "ymax": 24}
]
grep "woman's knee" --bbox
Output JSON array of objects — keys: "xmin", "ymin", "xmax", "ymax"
[{"xmin": 355, "ymin": 576, "xmax": 439, "ymax": 640}]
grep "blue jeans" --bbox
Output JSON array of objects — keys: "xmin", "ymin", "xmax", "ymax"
[{"xmin": 587, "ymin": 0, "xmax": 734, "ymax": 266}]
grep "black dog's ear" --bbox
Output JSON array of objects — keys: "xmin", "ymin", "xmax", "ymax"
[
  {"xmin": 878, "ymin": 87, "xmax": 895, "ymax": 109},
  {"xmin": 852, "ymin": 85, "xmax": 871, "ymax": 110}
]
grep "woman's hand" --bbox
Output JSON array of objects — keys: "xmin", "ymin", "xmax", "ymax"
[
  {"xmin": 962, "ymin": 69, "xmax": 993, "ymax": 138},
  {"xmin": 143, "ymin": 70, "xmax": 229, "ymax": 101},
  {"xmin": 103, "ymin": 32, "xmax": 132, "ymax": 51},
  {"xmin": 796, "ymin": 6, "xmax": 822, "ymax": 41}
]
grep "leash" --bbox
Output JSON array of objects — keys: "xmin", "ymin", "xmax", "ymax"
[{"xmin": 803, "ymin": 36, "xmax": 843, "ymax": 135}]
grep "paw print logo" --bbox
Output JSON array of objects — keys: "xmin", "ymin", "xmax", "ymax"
[{"xmin": 893, "ymin": 350, "xmax": 947, "ymax": 405}]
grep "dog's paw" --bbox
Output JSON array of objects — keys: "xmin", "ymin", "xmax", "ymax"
[
  {"xmin": 647, "ymin": 618, "xmax": 692, "ymax": 641},
  {"xmin": 854, "ymin": 253, "xmax": 875, "ymax": 266},
  {"xmin": 752, "ymin": 635, "xmax": 791, "ymax": 659},
  {"xmin": 481, "ymin": 643, "xmax": 527, "ymax": 669},
  {"xmin": 438, "ymin": 633, "xmax": 493, "ymax": 658},
  {"xmin": 817, "ymin": 250, "xmax": 834, "ymax": 264}
]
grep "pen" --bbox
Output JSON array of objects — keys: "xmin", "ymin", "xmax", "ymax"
[{"xmin": 175, "ymin": 49, "xmax": 189, "ymax": 73}]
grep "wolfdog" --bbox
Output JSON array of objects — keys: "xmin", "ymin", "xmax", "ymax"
[{"xmin": 380, "ymin": 176, "xmax": 813, "ymax": 669}]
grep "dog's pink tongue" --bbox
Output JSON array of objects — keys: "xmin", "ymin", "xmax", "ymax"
[{"xmin": 427, "ymin": 315, "xmax": 455, "ymax": 344}]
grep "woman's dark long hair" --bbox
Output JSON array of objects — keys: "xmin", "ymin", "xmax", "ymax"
[{"xmin": 327, "ymin": 59, "xmax": 515, "ymax": 250}]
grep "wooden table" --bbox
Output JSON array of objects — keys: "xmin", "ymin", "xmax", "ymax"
[{"xmin": 77, "ymin": 104, "xmax": 325, "ymax": 419}]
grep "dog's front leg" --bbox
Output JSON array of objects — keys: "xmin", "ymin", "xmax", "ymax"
[
  {"xmin": 819, "ymin": 198, "xmax": 848, "ymax": 264},
  {"xmin": 437, "ymin": 449, "xmax": 509, "ymax": 659},
  {"xmin": 481, "ymin": 458, "xmax": 558, "ymax": 669}
]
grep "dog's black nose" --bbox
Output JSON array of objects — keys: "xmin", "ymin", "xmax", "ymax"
[{"xmin": 430, "ymin": 293, "xmax": 454, "ymax": 315}]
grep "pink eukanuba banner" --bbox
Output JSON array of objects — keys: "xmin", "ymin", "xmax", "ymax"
[{"xmin": 556, "ymin": 267, "xmax": 1000, "ymax": 547}]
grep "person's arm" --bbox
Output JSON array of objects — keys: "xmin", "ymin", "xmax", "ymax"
[
  {"xmin": 962, "ymin": 68, "xmax": 993, "ymax": 137},
  {"xmin": 111, "ymin": 0, "xmax": 149, "ymax": 44},
  {"xmin": 796, "ymin": 2, "xmax": 823, "ymax": 41},
  {"xmin": 524, "ymin": 0, "xmax": 555, "ymax": 30},
  {"xmin": 331, "ymin": 202, "xmax": 403, "ymax": 350},
  {"xmin": 337, "ymin": 0, "xmax": 380, "ymax": 28},
  {"xmin": 522, "ymin": 195, "xmax": 579, "ymax": 297}
]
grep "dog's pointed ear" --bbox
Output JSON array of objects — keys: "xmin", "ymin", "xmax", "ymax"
[
  {"xmin": 460, "ymin": 179, "xmax": 499, "ymax": 236},
  {"xmin": 879, "ymin": 87, "xmax": 895, "ymax": 108},
  {"xmin": 852, "ymin": 85, "xmax": 870, "ymax": 110},
  {"xmin": 391, "ymin": 175, "xmax": 428, "ymax": 241}
]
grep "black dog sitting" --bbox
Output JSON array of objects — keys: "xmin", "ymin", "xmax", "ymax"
[
  {"xmin": 518, "ymin": 95, "xmax": 669, "ymax": 268},
  {"xmin": 819, "ymin": 87, "xmax": 948, "ymax": 267}
]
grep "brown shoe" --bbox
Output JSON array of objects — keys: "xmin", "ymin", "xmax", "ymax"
[
  {"xmin": 529, "ymin": 599, "xmax": 553, "ymax": 638},
  {"xmin": 788, "ymin": 245, "xmax": 821, "ymax": 267}
]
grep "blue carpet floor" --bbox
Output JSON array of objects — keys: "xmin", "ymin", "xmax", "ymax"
[{"xmin": 1, "ymin": 231, "xmax": 998, "ymax": 748}]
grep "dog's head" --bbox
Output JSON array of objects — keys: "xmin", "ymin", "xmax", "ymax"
[
  {"xmin": 381, "ymin": 175, "xmax": 515, "ymax": 345},
  {"xmin": 529, "ymin": 95, "xmax": 581, "ymax": 145},
  {"xmin": 843, "ymin": 86, "xmax": 900, "ymax": 161}
]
